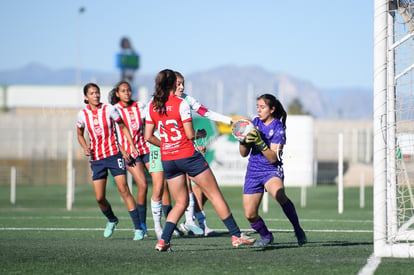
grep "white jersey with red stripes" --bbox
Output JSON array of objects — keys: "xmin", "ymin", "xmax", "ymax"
[
  {"xmin": 146, "ymin": 95, "xmax": 194, "ymax": 161},
  {"xmin": 114, "ymin": 101, "xmax": 149, "ymax": 158},
  {"xmin": 77, "ymin": 103, "xmax": 121, "ymax": 161}
]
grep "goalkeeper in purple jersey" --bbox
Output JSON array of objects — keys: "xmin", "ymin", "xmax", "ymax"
[{"xmin": 238, "ymin": 93, "xmax": 307, "ymax": 247}]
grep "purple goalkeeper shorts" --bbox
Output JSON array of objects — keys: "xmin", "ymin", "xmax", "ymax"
[{"xmin": 244, "ymin": 166, "xmax": 284, "ymax": 194}]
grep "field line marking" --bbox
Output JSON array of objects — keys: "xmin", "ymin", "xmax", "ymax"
[
  {"xmin": 0, "ymin": 217, "xmax": 373, "ymax": 223},
  {"xmin": 357, "ymin": 253, "xmax": 381, "ymax": 275},
  {"xmin": 0, "ymin": 227, "xmax": 130, "ymax": 231},
  {"xmin": 0, "ymin": 227, "xmax": 373, "ymax": 233},
  {"xmin": 267, "ymin": 218, "xmax": 372, "ymax": 223}
]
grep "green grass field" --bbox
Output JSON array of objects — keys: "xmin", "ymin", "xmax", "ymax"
[{"xmin": 0, "ymin": 184, "xmax": 413, "ymax": 274}]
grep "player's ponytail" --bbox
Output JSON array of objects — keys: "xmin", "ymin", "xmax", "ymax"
[
  {"xmin": 274, "ymin": 98, "xmax": 287, "ymax": 128},
  {"xmin": 108, "ymin": 88, "xmax": 118, "ymax": 105},
  {"xmin": 153, "ymin": 69, "xmax": 176, "ymax": 114}
]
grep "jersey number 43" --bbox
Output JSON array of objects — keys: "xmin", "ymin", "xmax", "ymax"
[{"xmin": 157, "ymin": 119, "xmax": 182, "ymax": 142}]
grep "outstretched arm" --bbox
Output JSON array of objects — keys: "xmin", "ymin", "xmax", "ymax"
[{"xmin": 184, "ymin": 94, "xmax": 232, "ymax": 125}]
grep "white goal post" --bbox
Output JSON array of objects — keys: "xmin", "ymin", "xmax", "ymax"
[{"xmin": 374, "ymin": 0, "xmax": 414, "ymax": 258}]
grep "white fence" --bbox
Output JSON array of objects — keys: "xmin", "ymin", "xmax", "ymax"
[
  {"xmin": 0, "ymin": 110, "xmax": 373, "ymax": 186},
  {"xmin": 0, "ymin": 84, "xmax": 373, "ymax": 186}
]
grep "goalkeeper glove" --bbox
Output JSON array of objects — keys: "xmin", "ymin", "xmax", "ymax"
[{"xmin": 246, "ymin": 129, "xmax": 268, "ymax": 151}]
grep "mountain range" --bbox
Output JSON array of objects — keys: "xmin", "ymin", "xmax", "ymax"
[{"xmin": 0, "ymin": 63, "xmax": 372, "ymax": 119}]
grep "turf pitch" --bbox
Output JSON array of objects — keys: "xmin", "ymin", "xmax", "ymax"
[{"xmin": 0, "ymin": 184, "xmax": 413, "ymax": 274}]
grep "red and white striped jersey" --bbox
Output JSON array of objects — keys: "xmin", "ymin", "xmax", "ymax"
[
  {"xmin": 77, "ymin": 103, "xmax": 121, "ymax": 161},
  {"xmin": 146, "ymin": 95, "xmax": 194, "ymax": 161},
  {"xmin": 114, "ymin": 101, "xmax": 149, "ymax": 158}
]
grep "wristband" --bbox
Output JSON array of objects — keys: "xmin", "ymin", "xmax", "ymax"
[{"xmin": 257, "ymin": 141, "xmax": 268, "ymax": 151}]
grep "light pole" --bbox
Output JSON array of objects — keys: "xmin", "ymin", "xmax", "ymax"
[{"xmin": 76, "ymin": 7, "xmax": 85, "ymax": 87}]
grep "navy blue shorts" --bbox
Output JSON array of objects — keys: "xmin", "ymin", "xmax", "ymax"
[
  {"xmin": 127, "ymin": 153, "xmax": 150, "ymax": 167},
  {"xmin": 135, "ymin": 153, "xmax": 149, "ymax": 163},
  {"xmin": 90, "ymin": 152, "xmax": 126, "ymax": 180},
  {"xmin": 162, "ymin": 151, "xmax": 209, "ymax": 180},
  {"xmin": 244, "ymin": 166, "xmax": 284, "ymax": 194}
]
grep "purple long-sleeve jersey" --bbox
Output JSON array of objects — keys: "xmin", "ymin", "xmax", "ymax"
[{"xmin": 246, "ymin": 117, "xmax": 286, "ymax": 172}]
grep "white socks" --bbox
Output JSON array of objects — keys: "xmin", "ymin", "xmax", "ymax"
[
  {"xmin": 195, "ymin": 210, "xmax": 207, "ymax": 230},
  {"xmin": 184, "ymin": 192, "xmax": 196, "ymax": 226},
  {"xmin": 151, "ymin": 199, "xmax": 163, "ymax": 231}
]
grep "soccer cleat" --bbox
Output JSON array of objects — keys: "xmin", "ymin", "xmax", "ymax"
[
  {"xmin": 179, "ymin": 222, "xmax": 204, "ymax": 236},
  {"xmin": 204, "ymin": 227, "xmax": 219, "ymax": 237},
  {"xmin": 186, "ymin": 224, "xmax": 204, "ymax": 236},
  {"xmin": 253, "ymin": 236, "xmax": 274, "ymax": 247},
  {"xmin": 173, "ymin": 227, "xmax": 185, "ymax": 237},
  {"xmin": 140, "ymin": 223, "xmax": 148, "ymax": 237},
  {"xmin": 155, "ymin": 239, "xmax": 171, "ymax": 252},
  {"xmin": 232, "ymin": 232, "xmax": 256, "ymax": 247},
  {"xmin": 295, "ymin": 228, "xmax": 307, "ymax": 246},
  {"xmin": 104, "ymin": 220, "xmax": 118, "ymax": 238},
  {"xmin": 133, "ymin": 229, "xmax": 144, "ymax": 241},
  {"xmin": 155, "ymin": 227, "xmax": 163, "ymax": 240},
  {"xmin": 179, "ymin": 223, "xmax": 189, "ymax": 234}
]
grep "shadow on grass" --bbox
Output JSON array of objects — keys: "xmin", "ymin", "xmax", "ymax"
[{"xmin": 253, "ymin": 240, "xmax": 373, "ymax": 252}]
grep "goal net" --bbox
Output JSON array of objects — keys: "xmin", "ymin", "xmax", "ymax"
[{"xmin": 374, "ymin": 0, "xmax": 414, "ymax": 257}]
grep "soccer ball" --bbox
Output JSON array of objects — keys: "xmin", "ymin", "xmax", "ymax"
[{"xmin": 232, "ymin": 119, "xmax": 255, "ymax": 142}]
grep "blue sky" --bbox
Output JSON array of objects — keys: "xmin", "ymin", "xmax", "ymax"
[{"xmin": 0, "ymin": 0, "xmax": 373, "ymax": 89}]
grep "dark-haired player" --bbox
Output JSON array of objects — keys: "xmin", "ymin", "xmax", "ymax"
[
  {"xmin": 77, "ymin": 82, "xmax": 144, "ymax": 241},
  {"xmin": 145, "ymin": 69, "xmax": 255, "ymax": 251},
  {"xmin": 238, "ymin": 93, "xmax": 307, "ymax": 247}
]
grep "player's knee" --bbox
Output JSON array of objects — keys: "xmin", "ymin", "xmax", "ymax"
[
  {"xmin": 118, "ymin": 189, "xmax": 130, "ymax": 199},
  {"xmin": 245, "ymin": 213, "xmax": 258, "ymax": 223},
  {"xmin": 275, "ymin": 189, "xmax": 288, "ymax": 204},
  {"xmin": 136, "ymin": 180, "xmax": 147, "ymax": 189},
  {"xmin": 246, "ymin": 217, "xmax": 259, "ymax": 223},
  {"xmin": 96, "ymin": 197, "xmax": 106, "ymax": 205}
]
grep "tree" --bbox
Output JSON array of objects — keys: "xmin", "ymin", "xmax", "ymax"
[{"xmin": 287, "ymin": 97, "xmax": 311, "ymax": 115}]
